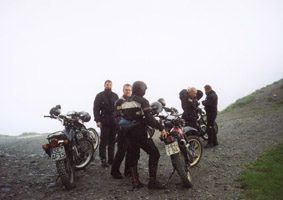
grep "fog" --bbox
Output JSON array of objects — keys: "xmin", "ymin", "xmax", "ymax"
[{"xmin": 1, "ymin": 0, "xmax": 282, "ymax": 136}]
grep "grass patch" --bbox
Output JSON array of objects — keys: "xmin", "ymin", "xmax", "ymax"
[
  {"xmin": 20, "ymin": 132, "xmax": 40, "ymax": 136},
  {"xmin": 220, "ymin": 94, "xmax": 255, "ymax": 113},
  {"xmin": 236, "ymin": 143, "xmax": 283, "ymax": 200}
]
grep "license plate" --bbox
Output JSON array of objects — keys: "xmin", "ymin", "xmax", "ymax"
[
  {"xmin": 51, "ymin": 146, "xmax": 66, "ymax": 161},
  {"xmin": 76, "ymin": 132, "xmax": 84, "ymax": 139},
  {"xmin": 165, "ymin": 141, "xmax": 180, "ymax": 156}
]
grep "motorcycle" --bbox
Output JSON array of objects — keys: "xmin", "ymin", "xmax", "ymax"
[
  {"xmin": 196, "ymin": 107, "xmax": 218, "ymax": 141},
  {"xmin": 42, "ymin": 105, "xmax": 94, "ymax": 190},
  {"xmin": 151, "ymin": 101, "xmax": 203, "ymax": 188}
]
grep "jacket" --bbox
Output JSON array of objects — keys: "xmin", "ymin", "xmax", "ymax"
[
  {"xmin": 93, "ymin": 89, "xmax": 119, "ymax": 126},
  {"xmin": 121, "ymin": 95, "xmax": 164, "ymax": 131},
  {"xmin": 202, "ymin": 90, "xmax": 218, "ymax": 113}
]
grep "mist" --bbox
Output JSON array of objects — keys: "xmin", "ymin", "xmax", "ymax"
[{"xmin": 1, "ymin": 0, "xmax": 282, "ymax": 136}]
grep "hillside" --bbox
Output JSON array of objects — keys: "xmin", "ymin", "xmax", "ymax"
[{"xmin": 0, "ymin": 79, "xmax": 282, "ymax": 200}]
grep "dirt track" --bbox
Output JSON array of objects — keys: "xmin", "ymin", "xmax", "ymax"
[{"xmin": 1, "ymin": 81, "xmax": 283, "ymax": 200}]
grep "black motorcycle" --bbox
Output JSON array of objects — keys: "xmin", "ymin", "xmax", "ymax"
[
  {"xmin": 196, "ymin": 107, "xmax": 218, "ymax": 141},
  {"xmin": 42, "ymin": 105, "xmax": 94, "ymax": 190}
]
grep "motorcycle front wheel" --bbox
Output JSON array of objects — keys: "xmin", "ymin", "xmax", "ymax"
[
  {"xmin": 56, "ymin": 157, "xmax": 75, "ymax": 190},
  {"xmin": 74, "ymin": 138, "xmax": 94, "ymax": 170},
  {"xmin": 171, "ymin": 152, "xmax": 193, "ymax": 188},
  {"xmin": 186, "ymin": 135, "xmax": 203, "ymax": 168},
  {"xmin": 87, "ymin": 128, "xmax": 100, "ymax": 151}
]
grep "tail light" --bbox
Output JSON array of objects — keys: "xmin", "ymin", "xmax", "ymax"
[
  {"xmin": 50, "ymin": 138, "xmax": 59, "ymax": 147},
  {"xmin": 166, "ymin": 136, "xmax": 174, "ymax": 143}
]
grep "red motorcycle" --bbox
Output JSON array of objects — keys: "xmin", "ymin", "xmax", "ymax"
[{"xmin": 151, "ymin": 101, "xmax": 203, "ymax": 188}]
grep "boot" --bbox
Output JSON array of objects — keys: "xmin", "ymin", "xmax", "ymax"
[
  {"xmin": 204, "ymin": 126, "xmax": 214, "ymax": 148},
  {"xmin": 110, "ymin": 170, "xmax": 123, "ymax": 179},
  {"xmin": 129, "ymin": 166, "xmax": 143, "ymax": 189},
  {"xmin": 148, "ymin": 165, "xmax": 166, "ymax": 189}
]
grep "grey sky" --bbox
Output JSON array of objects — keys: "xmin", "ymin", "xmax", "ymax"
[{"xmin": 1, "ymin": 0, "xmax": 282, "ymax": 136}]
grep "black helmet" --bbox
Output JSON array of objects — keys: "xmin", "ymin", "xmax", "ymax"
[
  {"xmin": 78, "ymin": 111, "xmax": 91, "ymax": 122},
  {"xmin": 132, "ymin": 81, "xmax": 147, "ymax": 96},
  {"xmin": 49, "ymin": 105, "xmax": 61, "ymax": 116},
  {"xmin": 157, "ymin": 98, "xmax": 166, "ymax": 107},
  {"xmin": 150, "ymin": 101, "xmax": 163, "ymax": 115},
  {"xmin": 196, "ymin": 90, "xmax": 203, "ymax": 100}
]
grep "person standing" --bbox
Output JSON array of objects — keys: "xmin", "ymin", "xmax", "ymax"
[
  {"xmin": 179, "ymin": 87, "xmax": 198, "ymax": 128},
  {"xmin": 110, "ymin": 83, "xmax": 135, "ymax": 179},
  {"xmin": 202, "ymin": 84, "xmax": 218, "ymax": 148},
  {"xmin": 121, "ymin": 81, "xmax": 167, "ymax": 190},
  {"xmin": 93, "ymin": 80, "xmax": 119, "ymax": 167}
]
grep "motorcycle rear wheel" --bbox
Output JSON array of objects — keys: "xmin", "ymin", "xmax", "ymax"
[
  {"xmin": 56, "ymin": 157, "xmax": 75, "ymax": 190},
  {"xmin": 171, "ymin": 152, "xmax": 193, "ymax": 188},
  {"xmin": 74, "ymin": 138, "xmax": 94, "ymax": 170}
]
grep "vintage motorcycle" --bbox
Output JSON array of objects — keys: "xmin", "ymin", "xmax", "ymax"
[
  {"xmin": 151, "ymin": 101, "xmax": 203, "ymax": 188},
  {"xmin": 42, "ymin": 105, "xmax": 95, "ymax": 190},
  {"xmin": 196, "ymin": 107, "xmax": 218, "ymax": 141}
]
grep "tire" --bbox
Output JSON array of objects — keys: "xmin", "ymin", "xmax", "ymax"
[
  {"xmin": 214, "ymin": 122, "xmax": 218, "ymax": 135},
  {"xmin": 186, "ymin": 136, "xmax": 203, "ymax": 167},
  {"xmin": 56, "ymin": 157, "xmax": 75, "ymax": 190},
  {"xmin": 74, "ymin": 138, "xmax": 94, "ymax": 170},
  {"xmin": 171, "ymin": 152, "xmax": 193, "ymax": 188},
  {"xmin": 87, "ymin": 128, "xmax": 100, "ymax": 151}
]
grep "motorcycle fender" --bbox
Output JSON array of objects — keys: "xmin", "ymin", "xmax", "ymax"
[{"xmin": 183, "ymin": 126, "xmax": 198, "ymax": 133}]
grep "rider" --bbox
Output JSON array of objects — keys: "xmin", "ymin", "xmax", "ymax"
[
  {"xmin": 121, "ymin": 81, "xmax": 167, "ymax": 189},
  {"xmin": 202, "ymin": 84, "xmax": 218, "ymax": 148},
  {"xmin": 179, "ymin": 87, "xmax": 198, "ymax": 128},
  {"xmin": 93, "ymin": 80, "xmax": 119, "ymax": 167},
  {"xmin": 110, "ymin": 83, "xmax": 136, "ymax": 179}
]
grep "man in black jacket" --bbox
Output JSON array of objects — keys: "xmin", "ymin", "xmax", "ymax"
[
  {"xmin": 121, "ymin": 81, "xmax": 167, "ymax": 190},
  {"xmin": 179, "ymin": 87, "xmax": 198, "ymax": 128},
  {"xmin": 202, "ymin": 84, "xmax": 218, "ymax": 148},
  {"xmin": 93, "ymin": 80, "xmax": 119, "ymax": 167}
]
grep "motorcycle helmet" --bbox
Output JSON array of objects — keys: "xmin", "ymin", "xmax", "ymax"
[
  {"xmin": 49, "ymin": 105, "xmax": 61, "ymax": 116},
  {"xmin": 157, "ymin": 98, "xmax": 166, "ymax": 107},
  {"xmin": 150, "ymin": 101, "xmax": 163, "ymax": 115},
  {"xmin": 196, "ymin": 90, "xmax": 203, "ymax": 100},
  {"xmin": 132, "ymin": 81, "xmax": 147, "ymax": 96},
  {"xmin": 78, "ymin": 111, "xmax": 91, "ymax": 122}
]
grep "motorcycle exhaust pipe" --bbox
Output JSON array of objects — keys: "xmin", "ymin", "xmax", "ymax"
[{"xmin": 179, "ymin": 139, "xmax": 189, "ymax": 148}]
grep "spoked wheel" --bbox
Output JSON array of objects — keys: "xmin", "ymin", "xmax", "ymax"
[
  {"xmin": 171, "ymin": 152, "xmax": 193, "ymax": 188},
  {"xmin": 87, "ymin": 128, "xmax": 100, "ymax": 151},
  {"xmin": 74, "ymin": 138, "xmax": 94, "ymax": 170},
  {"xmin": 186, "ymin": 136, "xmax": 203, "ymax": 168}
]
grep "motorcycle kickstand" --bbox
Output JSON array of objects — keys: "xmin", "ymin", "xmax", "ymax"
[{"xmin": 166, "ymin": 169, "xmax": 176, "ymax": 185}]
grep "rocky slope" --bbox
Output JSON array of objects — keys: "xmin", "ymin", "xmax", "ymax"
[{"xmin": 1, "ymin": 79, "xmax": 282, "ymax": 200}]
